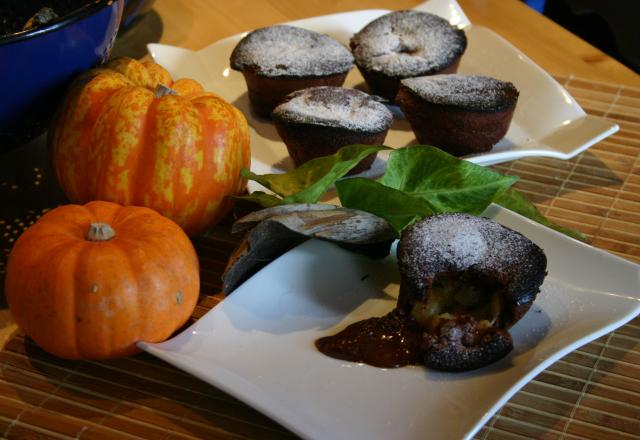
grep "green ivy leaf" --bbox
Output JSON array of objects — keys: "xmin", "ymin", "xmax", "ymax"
[
  {"xmin": 237, "ymin": 144, "xmax": 585, "ymax": 241},
  {"xmin": 380, "ymin": 146, "xmax": 518, "ymax": 215},
  {"xmin": 336, "ymin": 178, "xmax": 436, "ymax": 232},
  {"xmin": 239, "ymin": 144, "xmax": 390, "ymax": 207}
]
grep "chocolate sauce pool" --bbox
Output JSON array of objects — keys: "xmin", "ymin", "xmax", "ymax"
[
  {"xmin": 315, "ymin": 307, "xmax": 514, "ymax": 371},
  {"xmin": 315, "ymin": 309, "xmax": 425, "ymax": 368}
]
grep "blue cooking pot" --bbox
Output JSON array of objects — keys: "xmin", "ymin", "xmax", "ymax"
[{"xmin": 0, "ymin": 0, "xmax": 124, "ymax": 149}]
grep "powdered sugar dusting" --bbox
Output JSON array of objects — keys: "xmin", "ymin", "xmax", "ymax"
[
  {"xmin": 230, "ymin": 25, "xmax": 354, "ymax": 77},
  {"xmin": 350, "ymin": 11, "xmax": 466, "ymax": 77},
  {"xmin": 399, "ymin": 215, "xmax": 488, "ymax": 281},
  {"xmin": 398, "ymin": 213, "xmax": 546, "ymax": 296},
  {"xmin": 401, "ymin": 74, "xmax": 519, "ymax": 111},
  {"xmin": 272, "ymin": 86, "xmax": 393, "ymax": 132}
]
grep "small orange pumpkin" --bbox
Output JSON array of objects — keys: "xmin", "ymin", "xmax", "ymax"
[
  {"xmin": 49, "ymin": 57, "xmax": 251, "ymax": 236},
  {"xmin": 4, "ymin": 201, "xmax": 200, "ymax": 360}
]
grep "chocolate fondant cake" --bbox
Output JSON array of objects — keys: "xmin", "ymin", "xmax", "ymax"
[
  {"xmin": 397, "ymin": 74, "xmax": 519, "ymax": 156},
  {"xmin": 230, "ymin": 25, "xmax": 354, "ymax": 116},
  {"xmin": 272, "ymin": 86, "xmax": 393, "ymax": 173},
  {"xmin": 396, "ymin": 213, "xmax": 547, "ymax": 371},
  {"xmin": 350, "ymin": 10, "xmax": 467, "ymax": 100},
  {"xmin": 316, "ymin": 213, "xmax": 547, "ymax": 372}
]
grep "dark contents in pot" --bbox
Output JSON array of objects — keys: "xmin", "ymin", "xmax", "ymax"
[
  {"xmin": 0, "ymin": 0, "xmax": 92, "ymax": 36},
  {"xmin": 22, "ymin": 7, "xmax": 59, "ymax": 31}
]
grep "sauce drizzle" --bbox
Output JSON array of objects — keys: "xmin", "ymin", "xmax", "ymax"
[{"xmin": 315, "ymin": 309, "xmax": 425, "ymax": 368}]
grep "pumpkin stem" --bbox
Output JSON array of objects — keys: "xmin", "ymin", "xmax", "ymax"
[
  {"xmin": 85, "ymin": 222, "xmax": 116, "ymax": 242},
  {"xmin": 155, "ymin": 84, "xmax": 178, "ymax": 98}
]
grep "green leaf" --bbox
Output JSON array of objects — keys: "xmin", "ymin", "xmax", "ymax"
[
  {"xmin": 242, "ymin": 144, "xmax": 390, "ymax": 205},
  {"xmin": 235, "ymin": 191, "xmax": 284, "ymax": 208},
  {"xmin": 336, "ymin": 178, "xmax": 435, "ymax": 232},
  {"xmin": 239, "ymin": 144, "xmax": 586, "ymax": 242},
  {"xmin": 495, "ymin": 189, "xmax": 588, "ymax": 241},
  {"xmin": 380, "ymin": 146, "xmax": 518, "ymax": 215}
]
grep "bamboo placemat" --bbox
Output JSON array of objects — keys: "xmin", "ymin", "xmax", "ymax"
[{"xmin": 0, "ymin": 76, "xmax": 638, "ymax": 439}]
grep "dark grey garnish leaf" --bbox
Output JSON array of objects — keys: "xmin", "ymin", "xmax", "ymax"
[{"xmin": 222, "ymin": 204, "xmax": 397, "ymax": 293}]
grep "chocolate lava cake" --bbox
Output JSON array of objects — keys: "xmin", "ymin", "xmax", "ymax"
[
  {"xmin": 350, "ymin": 10, "xmax": 467, "ymax": 101},
  {"xmin": 396, "ymin": 213, "xmax": 547, "ymax": 371},
  {"xmin": 272, "ymin": 86, "xmax": 393, "ymax": 174},
  {"xmin": 397, "ymin": 74, "xmax": 519, "ymax": 156},
  {"xmin": 316, "ymin": 213, "xmax": 547, "ymax": 372},
  {"xmin": 230, "ymin": 25, "xmax": 354, "ymax": 117}
]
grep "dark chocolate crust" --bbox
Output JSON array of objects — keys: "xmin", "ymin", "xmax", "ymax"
[
  {"xmin": 396, "ymin": 83, "xmax": 517, "ymax": 156},
  {"xmin": 397, "ymin": 213, "xmax": 547, "ymax": 329},
  {"xmin": 273, "ymin": 121, "xmax": 387, "ymax": 174},
  {"xmin": 423, "ymin": 322, "xmax": 514, "ymax": 372}
]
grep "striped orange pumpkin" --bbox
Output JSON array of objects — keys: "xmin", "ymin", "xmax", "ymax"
[{"xmin": 49, "ymin": 57, "xmax": 251, "ymax": 236}]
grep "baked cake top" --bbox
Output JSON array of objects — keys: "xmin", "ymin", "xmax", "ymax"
[
  {"xmin": 400, "ymin": 74, "xmax": 519, "ymax": 111},
  {"xmin": 272, "ymin": 86, "xmax": 393, "ymax": 132},
  {"xmin": 230, "ymin": 25, "xmax": 354, "ymax": 78},
  {"xmin": 350, "ymin": 11, "xmax": 467, "ymax": 78}
]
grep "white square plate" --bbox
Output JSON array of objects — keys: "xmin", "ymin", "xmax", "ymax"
[
  {"xmin": 147, "ymin": 0, "xmax": 618, "ymax": 180},
  {"xmin": 139, "ymin": 205, "xmax": 640, "ymax": 440}
]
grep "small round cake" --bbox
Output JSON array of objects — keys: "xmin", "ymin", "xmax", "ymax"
[
  {"xmin": 397, "ymin": 74, "xmax": 519, "ymax": 156},
  {"xmin": 272, "ymin": 86, "xmax": 393, "ymax": 174},
  {"xmin": 350, "ymin": 10, "xmax": 467, "ymax": 101},
  {"xmin": 230, "ymin": 25, "xmax": 354, "ymax": 117},
  {"xmin": 397, "ymin": 213, "xmax": 547, "ymax": 371}
]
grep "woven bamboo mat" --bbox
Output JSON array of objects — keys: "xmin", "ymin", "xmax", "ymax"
[{"xmin": 0, "ymin": 76, "xmax": 638, "ymax": 439}]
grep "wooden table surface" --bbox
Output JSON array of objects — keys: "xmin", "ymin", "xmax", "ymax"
[{"xmin": 0, "ymin": 1, "xmax": 639, "ymax": 439}]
